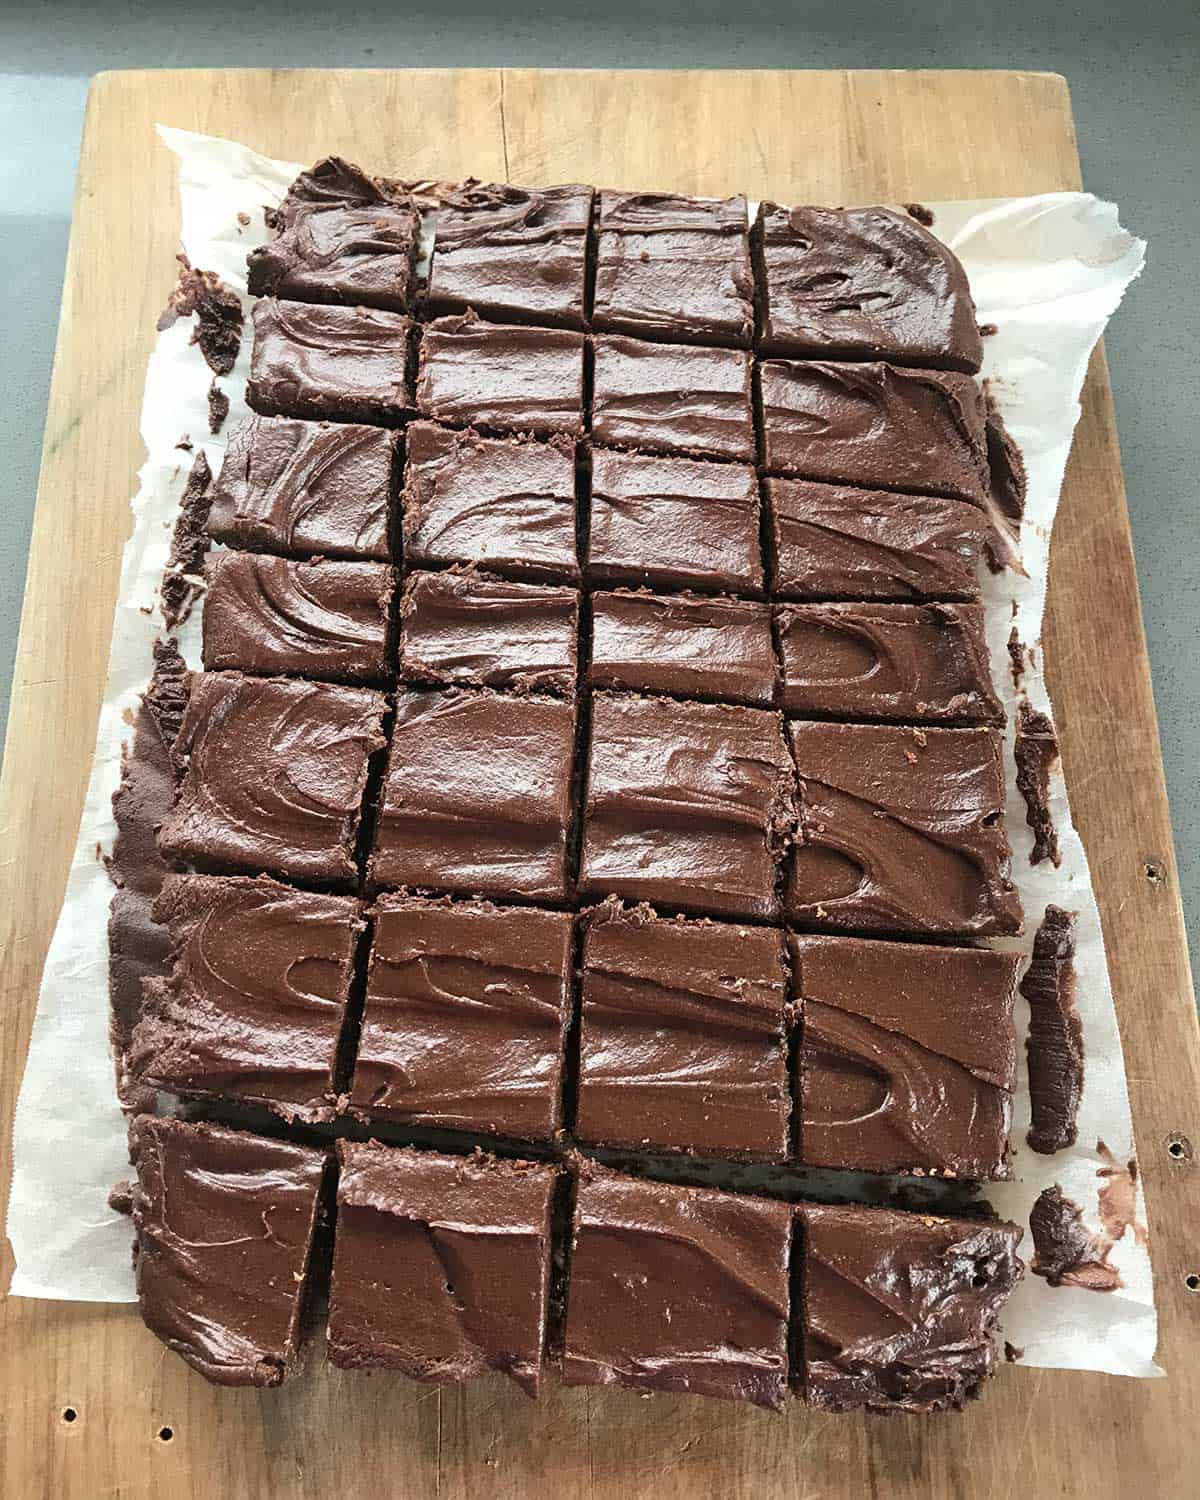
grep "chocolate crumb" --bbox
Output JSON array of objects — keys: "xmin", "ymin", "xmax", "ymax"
[
  {"xmin": 176, "ymin": 436, "xmax": 193, "ymax": 453},
  {"xmin": 237, "ymin": 211, "xmax": 251, "ymax": 226},
  {"xmin": 979, "ymin": 322, "xmax": 999, "ymax": 337},
  {"xmin": 108, "ymin": 1179, "xmax": 134, "ymax": 1216},
  {"xmin": 1008, "ymin": 627, "xmax": 1028, "ymax": 689},
  {"xmin": 160, "ymin": 452, "xmax": 213, "ymax": 630},
  {"xmin": 157, "ymin": 254, "xmax": 243, "ymax": 375},
  {"xmin": 1015, "ymin": 699, "xmax": 1062, "ymax": 866},
  {"xmin": 904, "ymin": 202, "xmax": 935, "ymax": 227},
  {"xmin": 1004, "ymin": 1341, "xmax": 1024, "ymax": 1362},
  {"xmin": 1021, "ymin": 906, "xmax": 1084, "ymax": 1153},
  {"xmin": 1029, "ymin": 1185, "xmax": 1122, "ymax": 1291},
  {"xmin": 208, "ymin": 380, "xmax": 230, "ymax": 435}
]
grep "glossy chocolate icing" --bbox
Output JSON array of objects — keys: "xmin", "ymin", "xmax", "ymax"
[
  {"xmin": 589, "ymin": 589, "xmax": 776, "ymax": 706},
  {"xmin": 402, "ymin": 421, "xmax": 578, "ymax": 579},
  {"xmin": 351, "ymin": 894, "xmax": 573, "ymax": 1139},
  {"xmin": 129, "ymin": 874, "xmax": 362, "ymax": 1118},
  {"xmin": 563, "ymin": 1163, "xmax": 792, "ymax": 1409},
  {"xmin": 757, "ymin": 204, "xmax": 982, "ymax": 371},
  {"xmin": 247, "ymin": 298, "xmax": 412, "ymax": 423},
  {"xmin": 759, "ymin": 359, "xmax": 990, "ymax": 504},
  {"xmin": 593, "ymin": 191, "xmax": 754, "ymax": 347},
  {"xmin": 399, "ymin": 568, "xmax": 578, "ymax": 694},
  {"xmin": 327, "ymin": 1141, "xmax": 559, "ymax": 1396},
  {"xmin": 787, "ymin": 721, "xmax": 1022, "ymax": 936},
  {"xmin": 580, "ymin": 691, "xmax": 795, "ymax": 921},
  {"xmin": 765, "ymin": 477, "xmax": 986, "ymax": 601},
  {"xmin": 576, "ymin": 899, "xmax": 789, "ymax": 1160},
  {"xmin": 792, "ymin": 934, "xmax": 1018, "ymax": 1178},
  {"xmin": 426, "ymin": 181, "xmax": 593, "ymax": 327},
  {"xmin": 158, "ymin": 672, "xmax": 387, "ymax": 885},
  {"xmin": 248, "ymin": 157, "xmax": 418, "ymax": 312},
  {"xmin": 798, "ymin": 1201, "xmax": 1023, "ymax": 1412},
  {"xmin": 202, "ymin": 552, "xmax": 394, "ymax": 685},
  {"xmin": 774, "ymin": 601, "xmax": 1002, "ymax": 724},
  {"xmin": 206, "ymin": 414, "xmax": 395, "ymax": 561},
  {"xmin": 370, "ymin": 688, "xmax": 576, "ymax": 901},
  {"xmin": 1021, "ymin": 905, "xmax": 1084, "ymax": 1154},
  {"xmin": 1015, "ymin": 699, "xmax": 1062, "ymax": 866},
  {"xmin": 587, "ymin": 447, "xmax": 763, "ymax": 593},
  {"xmin": 416, "ymin": 312, "xmax": 585, "ymax": 437},
  {"xmin": 129, "ymin": 1116, "xmax": 328, "ymax": 1387},
  {"xmin": 591, "ymin": 333, "xmax": 755, "ymax": 461}
]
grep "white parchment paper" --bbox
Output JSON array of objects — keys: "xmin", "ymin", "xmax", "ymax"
[{"xmin": 6, "ymin": 128, "xmax": 1157, "ymax": 1377}]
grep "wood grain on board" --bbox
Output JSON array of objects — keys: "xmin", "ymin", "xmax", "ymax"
[{"xmin": 0, "ymin": 68, "xmax": 1197, "ymax": 1500}]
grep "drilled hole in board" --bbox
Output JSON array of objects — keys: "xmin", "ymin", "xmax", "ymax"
[
  {"xmin": 1167, "ymin": 1133, "xmax": 1193, "ymax": 1163},
  {"xmin": 1185, "ymin": 1274, "xmax": 1200, "ymax": 1294},
  {"xmin": 61, "ymin": 1407, "xmax": 78, "ymax": 1425},
  {"xmin": 158, "ymin": 1426, "xmax": 174, "ymax": 1443}
]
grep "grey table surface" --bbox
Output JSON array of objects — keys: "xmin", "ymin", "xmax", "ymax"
[{"xmin": 1, "ymin": 1, "xmax": 1197, "ymax": 975}]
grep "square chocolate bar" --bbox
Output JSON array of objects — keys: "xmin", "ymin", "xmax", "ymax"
[
  {"xmin": 247, "ymin": 299, "xmax": 412, "ymax": 424},
  {"xmin": 351, "ymin": 894, "xmax": 574, "ymax": 1140}
]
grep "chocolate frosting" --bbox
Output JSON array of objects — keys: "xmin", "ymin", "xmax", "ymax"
[
  {"xmin": 129, "ymin": 1116, "xmax": 328, "ymax": 1387},
  {"xmin": 1029, "ymin": 1184, "xmax": 1121, "ymax": 1291},
  {"xmin": 416, "ymin": 312, "xmax": 585, "ymax": 437},
  {"xmin": 766, "ymin": 477, "xmax": 986, "ymax": 602},
  {"xmin": 792, "ymin": 934, "xmax": 1018, "ymax": 1179},
  {"xmin": 160, "ymin": 453, "xmax": 213, "ymax": 629},
  {"xmin": 580, "ymin": 691, "xmax": 795, "ymax": 921},
  {"xmin": 427, "ymin": 182, "xmax": 593, "ymax": 328},
  {"xmin": 591, "ymin": 334, "xmax": 755, "ymax": 462},
  {"xmin": 247, "ymin": 298, "xmax": 412, "ymax": 423},
  {"xmin": 576, "ymin": 899, "xmax": 789, "ymax": 1160},
  {"xmin": 351, "ymin": 894, "xmax": 573, "ymax": 1139},
  {"xmin": 757, "ymin": 204, "xmax": 982, "ymax": 371},
  {"xmin": 759, "ymin": 359, "xmax": 990, "ymax": 505},
  {"xmin": 399, "ymin": 568, "xmax": 578, "ymax": 694},
  {"xmin": 328, "ymin": 1142, "xmax": 559, "ymax": 1396},
  {"xmin": 593, "ymin": 191, "xmax": 754, "ymax": 347},
  {"xmin": 774, "ymin": 602, "xmax": 1003, "ymax": 724},
  {"xmin": 589, "ymin": 589, "xmax": 776, "ymax": 706},
  {"xmin": 249, "ymin": 158, "xmax": 418, "ymax": 312},
  {"xmin": 563, "ymin": 1163, "xmax": 792, "ymax": 1409},
  {"xmin": 159, "ymin": 672, "xmax": 387, "ymax": 885},
  {"xmin": 587, "ymin": 447, "xmax": 762, "ymax": 594},
  {"xmin": 207, "ymin": 414, "xmax": 395, "ymax": 561},
  {"xmin": 1015, "ymin": 699, "xmax": 1062, "ymax": 866},
  {"xmin": 108, "ymin": 640, "xmax": 189, "ymax": 1102},
  {"xmin": 402, "ymin": 421, "xmax": 578, "ymax": 579},
  {"xmin": 798, "ymin": 1201, "xmax": 1023, "ymax": 1412},
  {"xmin": 202, "ymin": 553, "xmax": 394, "ymax": 685},
  {"xmin": 1021, "ymin": 905, "xmax": 1084, "ymax": 1154},
  {"xmin": 370, "ymin": 688, "xmax": 576, "ymax": 901},
  {"xmin": 129, "ymin": 874, "xmax": 362, "ymax": 1118},
  {"xmin": 787, "ymin": 721, "xmax": 1023, "ymax": 936}
]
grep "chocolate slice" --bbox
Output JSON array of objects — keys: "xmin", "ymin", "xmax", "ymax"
[
  {"xmin": 576, "ymin": 899, "xmax": 789, "ymax": 1160},
  {"xmin": 756, "ymin": 203, "xmax": 982, "ymax": 371},
  {"xmin": 247, "ymin": 299, "xmax": 412, "ymax": 424},
  {"xmin": 580, "ymin": 691, "xmax": 795, "ymax": 921},
  {"xmin": 128, "ymin": 874, "xmax": 362, "ymax": 1119},
  {"xmin": 201, "ymin": 553, "xmax": 394, "ymax": 685},
  {"xmin": 401, "ymin": 421, "xmax": 578, "ymax": 580},
  {"xmin": 586, "ymin": 447, "xmax": 763, "ymax": 594},
  {"xmin": 399, "ymin": 568, "xmax": 578, "ymax": 694},
  {"xmin": 591, "ymin": 333, "xmax": 755, "ymax": 461},
  {"xmin": 791, "ymin": 934, "xmax": 1018, "ymax": 1178},
  {"xmin": 774, "ymin": 602, "xmax": 1002, "ymax": 724},
  {"xmin": 327, "ymin": 1142, "xmax": 559, "ymax": 1396},
  {"xmin": 128, "ymin": 1116, "xmax": 328, "ymax": 1387},
  {"xmin": 592, "ymin": 191, "xmax": 754, "ymax": 347},
  {"xmin": 426, "ymin": 181, "xmax": 593, "ymax": 328},
  {"xmin": 1021, "ymin": 905, "xmax": 1084, "ymax": 1154},
  {"xmin": 797, "ymin": 1201, "xmax": 1023, "ymax": 1412},
  {"xmin": 351, "ymin": 894, "xmax": 573, "ymax": 1140},
  {"xmin": 562, "ymin": 1163, "xmax": 792, "ymax": 1409},
  {"xmin": 786, "ymin": 721, "xmax": 1022, "ymax": 936},
  {"xmin": 765, "ymin": 477, "xmax": 986, "ymax": 602},
  {"xmin": 416, "ymin": 312, "xmax": 585, "ymax": 437},
  {"xmin": 759, "ymin": 359, "xmax": 990, "ymax": 504},
  {"xmin": 370, "ymin": 688, "xmax": 576, "ymax": 901},
  {"xmin": 589, "ymin": 589, "xmax": 776, "ymax": 707},
  {"xmin": 206, "ymin": 415, "xmax": 395, "ymax": 561},
  {"xmin": 158, "ymin": 672, "xmax": 387, "ymax": 886}
]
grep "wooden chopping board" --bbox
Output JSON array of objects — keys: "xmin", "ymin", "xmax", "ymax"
[{"xmin": 1, "ymin": 68, "xmax": 1198, "ymax": 1500}]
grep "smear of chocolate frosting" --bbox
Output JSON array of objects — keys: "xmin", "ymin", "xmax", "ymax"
[{"xmin": 1021, "ymin": 905, "xmax": 1084, "ymax": 1153}]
